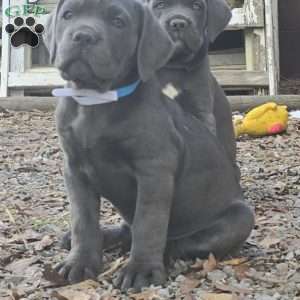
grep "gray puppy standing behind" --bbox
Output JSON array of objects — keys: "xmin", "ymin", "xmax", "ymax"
[{"xmin": 147, "ymin": 0, "xmax": 237, "ymax": 168}]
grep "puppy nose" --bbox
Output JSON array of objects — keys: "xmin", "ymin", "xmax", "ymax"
[
  {"xmin": 169, "ymin": 18, "xmax": 188, "ymax": 30},
  {"xmin": 72, "ymin": 30, "xmax": 97, "ymax": 45}
]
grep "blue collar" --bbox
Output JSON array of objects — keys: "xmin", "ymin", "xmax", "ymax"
[
  {"xmin": 117, "ymin": 80, "xmax": 140, "ymax": 98},
  {"xmin": 52, "ymin": 80, "xmax": 141, "ymax": 106}
]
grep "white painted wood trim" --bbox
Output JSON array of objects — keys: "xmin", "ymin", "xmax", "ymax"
[
  {"xmin": 9, "ymin": 0, "xmax": 32, "ymax": 71},
  {"xmin": 7, "ymin": 68, "xmax": 269, "ymax": 88},
  {"xmin": 229, "ymin": 0, "xmax": 265, "ymax": 30},
  {"xmin": 264, "ymin": 0, "xmax": 279, "ymax": 95},
  {"xmin": 8, "ymin": 68, "xmax": 65, "ymax": 87},
  {"xmin": 1, "ymin": 0, "xmax": 10, "ymax": 97},
  {"xmin": 272, "ymin": 0, "xmax": 280, "ymax": 84}
]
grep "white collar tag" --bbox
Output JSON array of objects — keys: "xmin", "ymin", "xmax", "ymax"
[
  {"xmin": 162, "ymin": 83, "xmax": 180, "ymax": 100},
  {"xmin": 52, "ymin": 88, "xmax": 118, "ymax": 106}
]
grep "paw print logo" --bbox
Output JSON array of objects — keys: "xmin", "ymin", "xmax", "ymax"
[{"xmin": 5, "ymin": 16, "xmax": 44, "ymax": 48}]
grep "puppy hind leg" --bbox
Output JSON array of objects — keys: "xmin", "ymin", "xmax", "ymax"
[
  {"xmin": 166, "ymin": 201, "xmax": 254, "ymax": 260},
  {"xmin": 103, "ymin": 222, "xmax": 131, "ymax": 252},
  {"xmin": 198, "ymin": 112, "xmax": 217, "ymax": 136},
  {"xmin": 177, "ymin": 94, "xmax": 217, "ymax": 135},
  {"xmin": 61, "ymin": 222, "xmax": 131, "ymax": 252}
]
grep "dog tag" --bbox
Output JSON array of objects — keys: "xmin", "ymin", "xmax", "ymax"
[{"xmin": 162, "ymin": 83, "xmax": 180, "ymax": 100}]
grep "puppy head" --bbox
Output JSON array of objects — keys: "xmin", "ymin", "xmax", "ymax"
[
  {"xmin": 44, "ymin": 0, "xmax": 174, "ymax": 91},
  {"xmin": 147, "ymin": 0, "xmax": 232, "ymax": 61}
]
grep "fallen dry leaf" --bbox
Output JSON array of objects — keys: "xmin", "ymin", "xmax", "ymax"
[
  {"xmin": 51, "ymin": 291, "xmax": 69, "ymax": 300},
  {"xmin": 233, "ymin": 263, "xmax": 251, "ymax": 281},
  {"xmin": 246, "ymin": 269, "xmax": 287, "ymax": 284},
  {"xmin": 214, "ymin": 282, "xmax": 252, "ymax": 294},
  {"xmin": 43, "ymin": 264, "xmax": 68, "ymax": 286},
  {"xmin": 190, "ymin": 259, "xmax": 204, "ymax": 271},
  {"xmin": 130, "ymin": 289, "xmax": 163, "ymax": 300},
  {"xmin": 98, "ymin": 257, "xmax": 125, "ymax": 279},
  {"xmin": 52, "ymin": 280, "xmax": 100, "ymax": 300},
  {"xmin": 5, "ymin": 208, "xmax": 28, "ymax": 249},
  {"xmin": 222, "ymin": 258, "xmax": 248, "ymax": 266},
  {"xmin": 180, "ymin": 276, "xmax": 201, "ymax": 296},
  {"xmin": 34, "ymin": 235, "xmax": 54, "ymax": 251},
  {"xmin": 203, "ymin": 293, "xmax": 239, "ymax": 300},
  {"xmin": 9, "ymin": 288, "xmax": 25, "ymax": 300},
  {"xmin": 8, "ymin": 229, "xmax": 42, "ymax": 244},
  {"xmin": 203, "ymin": 253, "xmax": 218, "ymax": 273},
  {"xmin": 52, "ymin": 290, "xmax": 93, "ymax": 300},
  {"xmin": 99, "ymin": 294, "xmax": 116, "ymax": 300},
  {"xmin": 6, "ymin": 257, "xmax": 40, "ymax": 274},
  {"xmin": 259, "ymin": 237, "xmax": 281, "ymax": 248}
]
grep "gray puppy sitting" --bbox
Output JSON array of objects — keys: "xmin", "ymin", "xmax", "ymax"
[
  {"xmin": 147, "ymin": 0, "xmax": 237, "ymax": 168},
  {"xmin": 45, "ymin": 0, "xmax": 254, "ymax": 291},
  {"xmin": 60, "ymin": 0, "xmax": 239, "ymax": 253}
]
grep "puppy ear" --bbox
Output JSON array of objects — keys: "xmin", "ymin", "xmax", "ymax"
[
  {"xmin": 207, "ymin": 0, "xmax": 232, "ymax": 42},
  {"xmin": 44, "ymin": 0, "xmax": 65, "ymax": 64},
  {"xmin": 137, "ymin": 4, "xmax": 174, "ymax": 81}
]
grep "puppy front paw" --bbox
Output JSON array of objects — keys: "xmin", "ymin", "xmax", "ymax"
[
  {"xmin": 55, "ymin": 249, "xmax": 103, "ymax": 284},
  {"xmin": 115, "ymin": 259, "xmax": 166, "ymax": 291}
]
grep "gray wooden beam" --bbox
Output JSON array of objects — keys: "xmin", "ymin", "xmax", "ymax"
[{"xmin": 1, "ymin": 95, "xmax": 300, "ymax": 112}]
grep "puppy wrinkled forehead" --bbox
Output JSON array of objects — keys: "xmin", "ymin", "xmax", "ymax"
[
  {"xmin": 63, "ymin": 0, "xmax": 137, "ymax": 12},
  {"xmin": 60, "ymin": 0, "xmax": 141, "ymax": 26},
  {"xmin": 151, "ymin": 0, "xmax": 206, "ymax": 6}
]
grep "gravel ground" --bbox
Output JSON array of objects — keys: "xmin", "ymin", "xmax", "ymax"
[{"xmin": 0, "ymin": 109, "xmax": 300, "ymax": 300}]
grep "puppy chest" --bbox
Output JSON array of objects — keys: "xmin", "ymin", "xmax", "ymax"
[
  {"xmin": 80, "ymin": 142, "xmax": 135, "ymax": 191},
  {"xmin": 62, "ymin": 122, "xmax": 135, "ymax": 186}
]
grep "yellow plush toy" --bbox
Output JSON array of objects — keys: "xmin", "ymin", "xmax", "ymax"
[{"xmin": 234, "ymin": 102, "xmax": 288, "ymax": 137}]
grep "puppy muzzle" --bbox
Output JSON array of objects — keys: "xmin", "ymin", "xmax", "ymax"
[{"xmin": 167, "ymin": 16, "xmax": 191, "ymax": 32}]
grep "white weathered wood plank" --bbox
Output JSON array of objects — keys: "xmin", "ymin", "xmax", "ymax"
[
  {"xmin": 1, "ymin": 0, "xmax": 10, "ymax": 97},
  {"xmin": 272, "ymin": 0, "xmax": 280, "ymax": 89},
  {"xmin": 244, "ymin": 0, "xmax": 264, "ymax": 27},
  {"xmin": 209, "ymin": 48, "xmax": 245, "ymax": 66},
  {"xmin": 9, "ymin": 0, "xmax": 33, "ymax": 73},
  {"xmin": 8, "ymin": 68, "xmax": 65, "ymax": 87},
  {"xmin": 244, "ymin": 28, "xmax": 267, "ymax": 72},
  {"xmin": 245, "ymin": 29, "xmax": 255, "ymax": 71},
  {"xmin": 214, "ymin": 70, "xmax": 268, "ymax": 87},
  {"xmin": 7, "ymin": 68, "xmax": 268, "ymax": 88},
  {"xmin": 228, "ymin": 0, "xmax": 264, "ymax": 29},
  {"xmin": 9, "ymin": 0, "xmax": 33, "ymax": 96},
  {"xmin": 264, "ymin": 0, "xmax": 279, "ymax": 95}
]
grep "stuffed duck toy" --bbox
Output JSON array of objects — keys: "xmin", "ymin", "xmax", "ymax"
[{"xmin": 234, "ymin": 102, "xmax": 288, "ymax": 137}]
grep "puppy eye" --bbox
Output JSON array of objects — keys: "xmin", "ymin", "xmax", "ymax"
[
  {"xmin": 192, "ymin": 1, "xmax": 203, "ymax": 10},
  {"xmin": 154, "ymin": 1, "xmax": 165, "ymax": 9},
  {"xmin": 62, "ymin": 10, "xmax": 73, "ymax": 20},
  {"xmin": 112, "ymin": 17, "xmax": 125, "ymax": 28}
]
